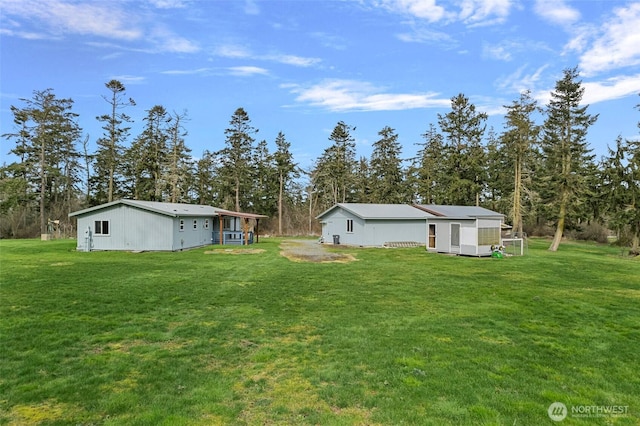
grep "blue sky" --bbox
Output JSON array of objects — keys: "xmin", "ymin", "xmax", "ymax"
[{"xmin": 2, "ymin": 0, "xmax": 640, "ymax": 171}]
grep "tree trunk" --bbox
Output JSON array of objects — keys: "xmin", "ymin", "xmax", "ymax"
[
  {"xmin": 513, "ymin": 157, "xmax": 523, "ymax": 236},
  {"xmin": 278, "ymin": 171, "xmax": 283, "ymax": 235},
  {"xmin": 235, "ymin": 177, "xmax": 240, "ymax": 212},
  {"xmin": 548, "ymin": 191, "xmax": 567, "ymax": 251},
  {"xmin": 40, "ymin": 135, "xmax": 46, "ymax": 235}
]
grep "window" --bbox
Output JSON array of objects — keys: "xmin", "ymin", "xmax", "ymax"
[
  {"xmin": 478, "ymin": 227, "xmax": 500, "ymax": 246},
  {"xmin": 193, "ymin": 219, "xmax": 198, "ymax": 230},
  {"xmin": 179, "ymin": 219, "xmax": 185, "ymax": 232},
  {"xmin": 94, "ymin": 220, "xmax": 109, "ymax": 235},
  {"xmin": 204, "ymin": 219, "xmax": 210, "ymax": 229},
  {"xmin": 346, "ymin": 219, "xmax": 354, "ymax": 233}
]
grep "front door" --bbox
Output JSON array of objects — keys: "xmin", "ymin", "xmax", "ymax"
[
  {"xmin": 428, "ymin": 224, "xmax": 436, "ymax": 249},
  {"xmin": 450, "ymin": 223, "xmax": 460, "ymax": 253}
]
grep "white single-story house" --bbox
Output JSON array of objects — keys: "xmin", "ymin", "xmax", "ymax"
[
  {"xmin": 316, "ymin": 203, "xmax": 433, "ymax": 247},
  {"xmin": 414, "ymin": 205, "xmax": 504, "ymax": 256},
  {"xmin": 68, "ymin": 199, "xmax": 267, "ymax": 252},
  {"xmin": 317, "ymin": 203, "xmax": 505, "ymax": 256}
]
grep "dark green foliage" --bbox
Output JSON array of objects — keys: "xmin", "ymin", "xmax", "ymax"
[
  {"xmin": 216, "ymin": 107, "xmax": 258, "ymax": 211},
  {"xmin": 93, "ymin": 80, "xmax": 135, "ymax": 204},
  {"xmin": 2, "ymin": 89, "xmax": 82, "ymax": 235},
  {"xmin": 369, "ymin": 126, "xmax": 408, "ymax": 203},
  {"xmin": 499, "ymin": 90, "xmax": 541, "ymax": 235},
  {"xmin": 312, "ymin": 121, "xmax": 357, "ymax": 209},
  {"xmin": 540, "ymin": 67, "xmax": 598, "ymax": 251}
]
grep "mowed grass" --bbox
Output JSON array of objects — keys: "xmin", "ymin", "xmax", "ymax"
[{"xmin": 1, "ymin": 238, "xmax": 639, "ymax": 425}]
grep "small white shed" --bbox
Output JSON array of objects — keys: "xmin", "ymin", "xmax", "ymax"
[{"xmin": 414, "ymin": 205, "xmax": 504, "ymax": 256}]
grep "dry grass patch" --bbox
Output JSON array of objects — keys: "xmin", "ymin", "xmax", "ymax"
[
  {"xmin": 280, "ymin": 240, "xmax": 357, "ymax": 263},
  {"xmin": 204, "ymin": 248, "xmax": 265, "ymax": 255}
]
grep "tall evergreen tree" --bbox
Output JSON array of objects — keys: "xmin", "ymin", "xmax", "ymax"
[
  {"xmin": 251, "ymin": 139, "xmax": 277, "ymax": 215},
  {"xmin": 94, "ymin": 80, "xmax": 135, "ymax": 203},
  {"xmin": 540, "ymin": 67, "xmax": 597, "ymax": 251},
  {"xmin": 412, "ymin": 124, "xmax": 446, "ymax": 204},
  {"xmin": 3, "ymin": 89, "xmax": 81, "ymax": 234},
  {"xmin": 165, "ymin": 110, "xmax": 192, "ymax": 203},
  {"xmin": 124, "ymin": 105, "xmax": 171, "ymax": 201},
  {"xmin": 369, "ymin": 126, "xmax": 406, "ymax": 203},
  {"xmin": 500, "ymin": 90, "xmax": 541, "ymax": 235},
  {"xmin": 353, "ymin": 156, "xmax": 371, "ymax": 203},
  {"xmin": 217, "ymin": 108, "xmax": 258, "ymax": 211},
  {"xmin": 437, "ymin": 93, "xmax": 488, "ymax": 205},
  {"xmin": 273, "ymin": 132, "xmax": 299, "ymax": 235},
  {"xmin": 312, "ymin": 121, "xmax": 357, "ymax": 209}
]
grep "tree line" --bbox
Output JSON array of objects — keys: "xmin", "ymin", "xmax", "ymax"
[{"xmin": 2, "ymin": 67, "xmax": 639, "ymax": 252}]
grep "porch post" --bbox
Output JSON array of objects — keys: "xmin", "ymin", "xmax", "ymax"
[
  {"xmin": 219, "ymin": 215, "xmax": 224, "ymax": 245},
  {"xmin": 256, "ymin": 219, "xmax": 260, "ymax": 243},
  {"xmin": 243, "ymin": 218, "xmax": 249, "ymax": 245}
]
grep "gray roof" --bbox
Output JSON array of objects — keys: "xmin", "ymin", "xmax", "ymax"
[
  {"xmin": 317, "ymin": 203, "xmax": 433, "ymax": 220},
  {"xmin": 69, "ymin": 199, "xmax": 219, "ymax": 218},
  {"xmin": 414, "ymin": 204, "xmax": 504, "ymax": 219}
]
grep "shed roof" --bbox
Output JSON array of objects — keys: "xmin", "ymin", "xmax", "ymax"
[
  {"xmin": 317, "ymin": 203, "xmax": 433, "ymax": 220},
  {"xmin": 71, "ymin": 199, "xmax": 220, "ymax": 218},
  {"xmin": 414, "ymin": 204, "xmax": 504, "ymax": 219}
]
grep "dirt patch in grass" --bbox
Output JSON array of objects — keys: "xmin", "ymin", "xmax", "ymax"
[
  {"xmin": 204, "ymin": 248, "xmax": 265, "ymax": 255},
  {"xmin": 280, "ymin": 240, "xmax": 357, "ymax": 263}
]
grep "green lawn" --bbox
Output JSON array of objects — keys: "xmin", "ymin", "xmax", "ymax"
[{"xmin": 1, "ymin": 238, "xmax": 638, "ymax": 425}]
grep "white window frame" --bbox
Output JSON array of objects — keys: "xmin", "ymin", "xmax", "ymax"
[
  {"xmin": 204, "ymin": 219, "xmax": 210, "ymax": 230},
  {"xmin": 193, "ymin": 219, "xmax": 198, "ymax": 230},
  {"xmin": 94, "ymin": 220, "xmax": 110, "ymax": 236},
  {"xmin": 179, "ymin": 219, "xmax": 185, "ymax": 232},
  {"xmin": 346, "ymin": 219, "xmax": 354, "ymax": 233}
]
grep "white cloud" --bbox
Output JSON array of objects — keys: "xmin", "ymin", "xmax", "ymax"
[
  {"xmin": 148, "ymin": 0, "xmax": 189, "ymax": 8},
  {"xmin": 228, "ymin": 66, "xmax": 269, "ymax": 76},
  {"xmin": 109, "ymin": 75, "xmax": 146, "ymax": 84},
  {"xmin": 244, "ymin": 0, "xmax": 260, "ymax": 15},
  {"xmin": 582, "ymin": 74, "xmax": 640, "ymax": 105},
  {"xmin": 285, "ymin": 79, "xmax": 450, "ymax": 112},
  {"xmin": 497, "ymin": 64, "xmax": 549, "ymax": 94},
  {"xmin": 533, "ymin": 0, "xmax": 580, "ymax": 26},
  {"xmin": 483, "ymin": 43, "xmax": 512, "ymax": 61},
  {"xmin": 1, "ymin": 0, "xmax": 142, "ymax": 40},
  {"xmin": 214, "ymin": 44, "xmax": 321, "ymax": 67},
  {"xmin": 396, "ymin": 27, "xmax": 453, "ymax": 44},
  {"xmin": 151, "ymin": 27, "xmax": 200, "ymax": 53},
  {"xmin": 374, "ymin": 0, "xmax": 512, "ymax": 26},
  {"xmin": 161, "ymin": 68, "xmax": 212, "ymax": 75},
  {"xmin": 266, "ymin": 54, "xmax": 321, "ymax": 67},
  {"xmin": 2, "ymin": 0, "xmax": 200, "ymax": 54},
  {"xmin": 579, "ymin": 3, "xmax": 640, "ymax": 76},
  {"xmin": 214, "ymin": 44, "xmax": 252, "ymax": 58},
  {"xmin": 375, "ymin": 0, "xmax": 448, "ymax": 22},
  {"xmin": 459, "ymin": 0, "xmax": 512, "ymax": 26}
]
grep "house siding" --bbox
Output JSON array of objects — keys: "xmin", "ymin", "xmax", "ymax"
[
  {"xmin": 75, "ymin": 205, "xmax": 212, "ymax": 251},
  {"xmin": 319, "ymin": 207, "xmax": 427, "ymax": 247},
  {"xmin": 171, "ymin": 216, "xmax": 212, "ymax": 251}
]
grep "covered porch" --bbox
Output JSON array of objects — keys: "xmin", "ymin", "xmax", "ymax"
[{"xmin": 212, "ymin": 209, "xmax": 268, "ymax": 245}]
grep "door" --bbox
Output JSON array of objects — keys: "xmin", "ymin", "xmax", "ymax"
[
  {"xmin": 450, "ymin": 223, "xmax": 460, "ymax": 253},
  {"xmin": 428, "ymin": 224, "xmax": 436, "ymax": 249}
]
